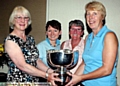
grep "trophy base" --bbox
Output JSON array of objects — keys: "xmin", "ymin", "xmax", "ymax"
[
  {"xmin": 55, "ymin": 81, "xmax": 68, "ymax": 86},
  {"xmin": 54, "ymin": 67, "xmax": 69, "ymax": 86}
]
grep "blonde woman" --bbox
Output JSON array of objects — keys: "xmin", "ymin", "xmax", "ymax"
[
  {"xmin": 66, "ymin": 1, "xmax": 118, "ymax": 86},
  {"xmin": 4, "ymin": 6, "xmax": 60, "ymax": 85}
]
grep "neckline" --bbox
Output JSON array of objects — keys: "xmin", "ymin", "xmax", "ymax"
[{"xmin": 9, "ymin": 34, "xmax": 27, "ymax": 42}]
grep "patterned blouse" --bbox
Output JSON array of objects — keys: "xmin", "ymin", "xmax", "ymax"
[{"xmin": 4, "ymin": 35, "xmax": 39, "ymax": 82}]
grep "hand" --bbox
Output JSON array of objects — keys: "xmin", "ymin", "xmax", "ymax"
[
  {"xmin": 65, "ymin": 72, "xmax": 81, "ymax": 86},
  {"xmin": 65, "ymin": 76, "xmax": 71, "ymax": 83},
  {"xmin": 47, "ymin": 72, "xmax": 61, "ymax": 86},
  {"xmin": 65, "ymin": 71, "xmax": 72, "ymax": 83}
]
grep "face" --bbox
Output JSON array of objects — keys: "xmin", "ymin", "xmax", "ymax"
[
  {"xmin": 46, "ymin": 25, "xmax": 61, "ymax": 41},
  {"xmin": 69, "ymin": 25, "xmax": 83, "ymax": 40},
  {"xmin": 86, "ymin": 10, "xmax": 103, "ymax": 30},
  {"xmin": 14, "ymin": 13, "xmax": 29, "ymax": 31}
]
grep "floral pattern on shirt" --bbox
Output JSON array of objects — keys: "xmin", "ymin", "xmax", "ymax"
[{"xmin": 4, "ymin": 35, "xmax": 39, "ymax": 82}]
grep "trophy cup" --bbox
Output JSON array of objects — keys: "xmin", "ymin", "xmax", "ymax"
[{"xmin": 47, "ymin": 49, "xmax": 79, "ymax": 86}]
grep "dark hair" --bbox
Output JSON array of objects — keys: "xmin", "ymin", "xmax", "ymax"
[
  {"xmin": 46, "ymin": 20, "xmax": 61, "ymax": 31},
  {"xmin": 45, "ymin": 20, "xmax": 61, "ymax": 40},
  {"xmin": 69, "ymin": 20, "xmax": 84, "ymax": 38},
  {"xmin": 69, "ymin": 20, "xmax": 84, "ymax": 31}
]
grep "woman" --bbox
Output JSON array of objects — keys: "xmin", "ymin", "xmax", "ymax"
[
  {"xmin": 4, "ymin": 6, "xmax": 60, "ymax": 85},
  {"xmin": 66, "ymin": 1, "xmax": 119, "ymax": 86},
  {"xmin": 61, "ymin": 19, "xmax": 84, "ymax": 74},
  {"xmin": 37, "ymin": 20, "xmax": 61, "ymax": 67}
]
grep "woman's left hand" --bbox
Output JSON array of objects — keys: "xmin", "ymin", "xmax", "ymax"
[{"xmin": 65, "ymin": 72, "xmax": 81, "ymax": 86}]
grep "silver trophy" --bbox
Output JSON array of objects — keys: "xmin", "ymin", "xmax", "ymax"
[{"xmin": 47, "ymin": 49, "xmax": 79, "ymax": 86}]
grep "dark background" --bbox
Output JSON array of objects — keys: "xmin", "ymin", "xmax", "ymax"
[{"xmin": 0, "ymin": 0, "xmax": 46, "ymax": 44}]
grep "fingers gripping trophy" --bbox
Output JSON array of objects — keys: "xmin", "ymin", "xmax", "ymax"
[{"xmin": 47, "ymin": 49, "xmax": 79, "ymax": 86}]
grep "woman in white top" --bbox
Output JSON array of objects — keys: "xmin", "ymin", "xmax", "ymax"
[{"xmin": 61, "ymin": 19, "xmax": 85, "ymax": 74}]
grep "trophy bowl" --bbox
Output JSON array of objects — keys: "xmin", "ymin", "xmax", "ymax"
[{"xmin": 47, "ymin": 49, "xmax": 79, "ymax": 86}]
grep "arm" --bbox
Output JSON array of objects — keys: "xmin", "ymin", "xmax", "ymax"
[
  {"xmin": 75, "ymin": 60, "xmax": 85, "ymax": 75},
  {"xmin": 37, "ymin": 59, "xmax": 53, "ymax": 73},
  {"xmin": 66, "ymin": 32, "xmax": 118, "ymax": 86},
  {"xmin": 36, "ymin": 43, "xmax": 54, "ymax": 73},
  {"xmin": 80, "ymin": 32, "xmax": 118, "ymax": 80},
  {"xmin": 5, "ymin": 40, "xmax": 47, "ymax": 78},
  {"xmin": 5, "ymin": 40, "xmax": 61, "ymax": 85}
]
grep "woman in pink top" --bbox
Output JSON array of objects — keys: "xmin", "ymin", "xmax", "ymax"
[{"xmin": 61, "ymin": 20, "xmax": 85, "ymax": 74}]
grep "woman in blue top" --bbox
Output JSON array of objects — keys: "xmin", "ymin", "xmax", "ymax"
[
  {"xmin": 37, "ymin": 20, "xmax": 61, "ymax": 68},
  {"xmin": 66, "ymin": 1, "xmax": 119, "ymax": 86}
]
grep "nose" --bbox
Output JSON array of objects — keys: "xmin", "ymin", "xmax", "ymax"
[
  {"xmin": 73, "ymin": 29, "xmax": 77, "ymax": 33},
  {"xmin": 89, "ymin": 14, "xmax": 94, "ymax": 19},
  {"xmin": 51, "ymin": 31, "xmax": 55, "ymax": 35},
  {"xmin": 21, "ymin": 17, "xmax": 25, "ymax": 22}
]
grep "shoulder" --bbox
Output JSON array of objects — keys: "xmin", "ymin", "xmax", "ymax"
[
  {"xmin": 4, "ymin": 35, "xmax": 20, "ymax": 44},
  {"xmin": 64, "ymin": 39, "xmax": 71, "ymax": 44},
  {"xmin": 103, "ymin": 31, "xmax": 118, "ymax": 49},
  {"xmin": 81, "ymin": 37, "xmax": 85, "ymax": 42},
  {"xmin": 61, "ymin": 41, "xmax": 65, "ymax": 49},
  {"xmin": 37, "ymin": 40, "xmax": 48, "ymax": 49},
  {"xmin": 60, "ymin": 39, "xmax": 70, "ymax": 49},
  {"xmin": 61, "ymin": 41, "xmax": 65, "ymax": 45},
  {"xmin": 80, "ymin": 37, "xmax": 85, "ymax": 45},
  {"xmin": 105, "ymin": 31, "xmax": 118, "ymax": 42},
  {"xmin": 37, "ymin": 40, "xmax": 47, "ymax": 46},
  {"xmin": 5, "ymin": 35, "xmax": 16, "ymax": 40}
]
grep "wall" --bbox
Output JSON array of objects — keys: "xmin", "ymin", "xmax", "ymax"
[
  {"xmin": 47, "ymin": 0, "xmax": 120, "ymax": 85},
  {"xmin": 0, "ymin": 0, "xmax": 46, "ymax": 44},
  {"xmin": 0, "ymin": 0, "xmax": 46, "ymax": 73}
]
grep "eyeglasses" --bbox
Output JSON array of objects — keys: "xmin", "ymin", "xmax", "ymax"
[
  {"xmin": 70, "ymin": 28, "xmax": 82, "ymax": 32},
  {"xmin": 15, "ymin": 16, "xmax": 29, "ymax": 21}
]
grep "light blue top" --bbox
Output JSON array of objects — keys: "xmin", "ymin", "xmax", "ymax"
[
  {"xmin": 37, "ymin": 38, "xmax": 60, "ymax": 67},
  {"xmin": 82, "ymin": 25, "xmax": 118, "ymax": 86}
]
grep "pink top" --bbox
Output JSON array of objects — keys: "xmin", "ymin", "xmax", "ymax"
[{"xmin": 63, "ymin": 38, "xmax": 84, "ymax": 74}]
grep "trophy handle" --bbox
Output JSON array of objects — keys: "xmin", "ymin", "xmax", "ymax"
[
  {"xmin": 47, "ymin": 52, "xmax": 61, "ymax": 68},
  {"xmin": 47, "ymin": 53, "xmax": 54, "ymax": 67},
  {"xmin": 65, "ymin": 53, "xmax": 74, "ymax": 68},
  {"xmin": 67, "ymin": 50, "xmax": 79, "ymax": 68}
]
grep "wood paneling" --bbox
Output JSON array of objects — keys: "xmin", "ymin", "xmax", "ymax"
[{"xmin": 0, "ymin": 0, "xmax": 46, "ymax": 44}]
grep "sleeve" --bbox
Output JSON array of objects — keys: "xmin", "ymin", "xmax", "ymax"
[{"xmin": 37, "ymin": 43, "xmax": 46, "ymax": 61}]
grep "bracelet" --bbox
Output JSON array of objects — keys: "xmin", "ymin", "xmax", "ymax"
[
  {"xmin": 45, "ymin": 72, "xmax": 49, "ymax": 79},
  {"xmin": 46, "ymin": 68, "xmax": 50, "ymax": 73},
  {"xmin": 45, "ymin": 68, "xmax": 50, "ymax": 79}
]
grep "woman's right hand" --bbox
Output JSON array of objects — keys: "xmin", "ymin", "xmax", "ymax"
[{"xmin": 47, "ymin": 72, "xmax": 61, "ymax": 86}]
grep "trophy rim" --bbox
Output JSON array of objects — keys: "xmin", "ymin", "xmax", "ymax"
[{"xmin": 47, "ymin": 49, "xmax": 75, "ymax": 68}]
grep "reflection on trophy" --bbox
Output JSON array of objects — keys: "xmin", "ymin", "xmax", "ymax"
[{"xmin": 47, "ymin": 49, "xmax": 79, "ymax": 86}]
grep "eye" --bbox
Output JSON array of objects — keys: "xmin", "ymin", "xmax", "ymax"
[
  {"xmin": 24, "ymin": 17, "xmax": 29, "ymax": 20},
  {"xmin": 77, "ymin": 29, "xmax": 82, "ymax": 31},
  {"xmin": 86, "ymin": 12, "xmax": 90, "ymax": 16},
  {"xmin": 93, "ymin": 12, "xmax": 97, "ymax": 15},
  {"xmin": 70, "ymin": 28, "xmax": 74, "ymax": 30},
  {"xmin": 54, "ymin": 29, "xmax": 58, "ymax": 32},
  {"xmin": 17, "ymin": 17, "xmax": 22, "ymax": 19},
  {"xmin": 48, "ymin": 30, "xmax": 51, "ymax": 32}
]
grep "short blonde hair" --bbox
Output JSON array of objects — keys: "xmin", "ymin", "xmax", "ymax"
[
  {"xmin": 85, "ymin": 1, "xmax": 106, "ymax": 19},
  {"xmin": 9, "ymin": 6, "xmax": 32, "ymax": 29}
]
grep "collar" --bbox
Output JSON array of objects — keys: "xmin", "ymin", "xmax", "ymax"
[
  {"xmin": 46, "ymin": 38, "xmax": 60, "ymax": 46},
  {"xmin": 88, "ymin": 25, "xmax": 108, "ymax": 39}
]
